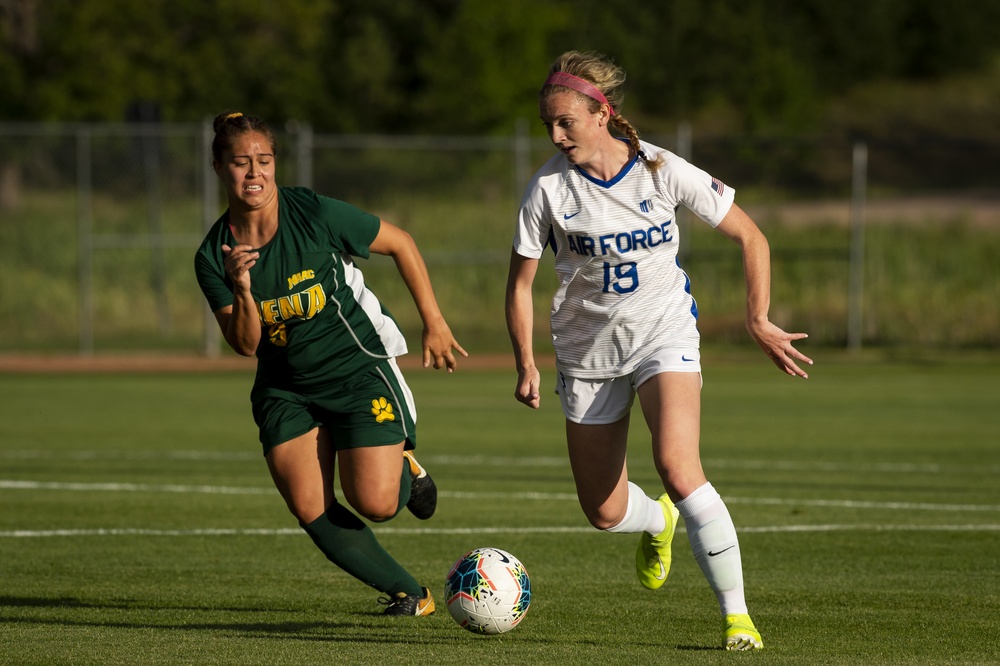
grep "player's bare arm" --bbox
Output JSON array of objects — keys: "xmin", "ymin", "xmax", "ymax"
[
  {"xmin": 505, "ymin": 250, "xmax": 542, "ymax": 408},
  {"xmin": 369, "ymin": 220, "xmax": 467, "ymax": 372},
  {"xmin": 217, "ymin": 243, "xmax": 262, "ymax": 356},
  {"xmin": 715, "ymin": 205, "xmax": 813, "ymax": 378}
]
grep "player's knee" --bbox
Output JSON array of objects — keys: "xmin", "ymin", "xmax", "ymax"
[
  {"xmin": 659, "ymin": 467, "xmax": 707, "ymax": 500},
  {"xmin": 282, "ymin": 494, "xmax": 326, "ymax": 524},
  {"xmin": 288, "ymin": 504, "xmax": 324, "ymax": 525},
  {"xmin": 582, "ymin": 505, "xmax": 624, "ymax": 531},
  {"xmin": 590, "ymin": 516, "xmax": 618, "ymax": 531},
  {"xmin": 352, "ymin": 496, "xmax": 399, "ymax": 523},
  {"xmin": 361, "ymin": 508, "xmax": 396, "ymax": 523}
]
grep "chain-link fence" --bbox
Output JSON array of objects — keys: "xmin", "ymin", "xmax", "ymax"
[{"xmin": 1, "ymin": 121, "xmax": 998, "ymax": 356}]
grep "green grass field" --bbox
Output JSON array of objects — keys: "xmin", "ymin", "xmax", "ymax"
[{"xmin": 1, "ymin": 350, "xmax": 998, "ymax": 665}]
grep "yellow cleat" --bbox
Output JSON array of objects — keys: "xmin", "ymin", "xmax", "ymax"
[
  {"xmin": 724, "ymin": 613, "xmax": 764, "ymax": 651},
  {"xmin": 635, "ymin": 493, "xmax": 679, "ymax": 590}
]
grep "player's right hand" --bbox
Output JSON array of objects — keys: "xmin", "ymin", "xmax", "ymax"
[
  {"xmin": 514, "ymin": 366, "xmax": 541, "ymax": 409},
  {"xmin": 221, "ymin": 244, "xmax": 258, "ymax": 290}
]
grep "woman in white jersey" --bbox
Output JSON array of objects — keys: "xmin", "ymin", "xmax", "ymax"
[{"xmin": 505, "ymin": 51, "xmax": 813, "ymax": 651}]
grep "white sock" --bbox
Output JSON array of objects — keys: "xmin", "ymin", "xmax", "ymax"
[
  {"xmin": 604, "ymin": 482, "xmax": 666, "ymax": 535},
  {"xmin": 675, "ymin": 482, "xmax": 748, "ymax": 616}
]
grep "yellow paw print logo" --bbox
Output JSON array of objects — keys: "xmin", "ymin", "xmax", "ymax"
[
  {"xmin": 371, "ymin": 397, "xmax": 395, "ymax": 423},
  {"xmin": 268, "ymin": 323, "xmax": 288, "ymax": 347}
]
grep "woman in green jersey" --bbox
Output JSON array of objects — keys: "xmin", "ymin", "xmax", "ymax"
[{"xmin": 195, "ymin": 111, "xmax": 466, "ymax": 616}]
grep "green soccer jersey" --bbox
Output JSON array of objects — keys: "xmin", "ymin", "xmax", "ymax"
[{"xmin": 194, "ymin": 186, "xmax": 408, "ymax": 390}]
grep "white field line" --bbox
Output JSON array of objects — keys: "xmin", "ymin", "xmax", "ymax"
[
  {"xmin": 1, "ymin": 480, "xmax": 998, "ymax": 513},
  {"xmin": 3, "ymin": 452, "xmax": 999, "ymax": 539},
  {"xmin": 1, "ymin": 480, "xmax": 999, "ymax": 539},
  {"xmin": 2, "ymin": 480, "xmax": 1000, "ymax": 515}
]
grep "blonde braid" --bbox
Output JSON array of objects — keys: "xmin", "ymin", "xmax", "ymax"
[{"xmin": 612, "ymin": 114, "xmax": 662, "ymax": 170}]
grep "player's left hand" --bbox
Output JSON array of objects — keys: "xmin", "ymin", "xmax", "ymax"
[
  {"xmin": 422, "ymin": 321, "xmax": 468, "ymax": 373},
  {"xmin": 747, "ymin": 318, "xmax": 813, "ymax": 378}
]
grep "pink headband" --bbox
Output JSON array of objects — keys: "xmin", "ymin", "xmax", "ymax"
[{"xmin": 543, "ymin": 71, "xmax": 615, "ymax": 115}]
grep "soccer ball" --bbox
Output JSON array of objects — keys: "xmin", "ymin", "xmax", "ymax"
[{"xmin": 444, "ymin": 547, "xmax": 531, "ymax": 635}]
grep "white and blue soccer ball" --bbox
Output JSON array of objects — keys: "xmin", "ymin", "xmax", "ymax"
[{"xmin": 444, "ymin": 547, "xmax": 531, "ymax": 635}]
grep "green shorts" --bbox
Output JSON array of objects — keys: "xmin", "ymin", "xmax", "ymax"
[{"xmin": 251, "ymin": 357, "xmax": 417, "ymax": 456}]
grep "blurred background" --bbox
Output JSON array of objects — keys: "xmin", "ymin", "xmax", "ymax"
[{"xmin": 1, "ymin": 0, "xmax": 998, "ymax": 357}]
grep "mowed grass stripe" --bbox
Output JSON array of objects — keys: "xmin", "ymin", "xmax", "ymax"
[
  {"xmin": 3, "ymin": 449, "xmax": 998, "ymax": 475},
  {"xmin": 4, "ymin": 524, "xmax": 1000, "ymax": 539}
]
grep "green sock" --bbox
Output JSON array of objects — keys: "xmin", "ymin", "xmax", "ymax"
[
  {"xmin": 395, "ymin": 457, "xmax": 412, "ymax": 518},
  {"xmin": 301, "ymin": 503, "xmax": 421, "ymax": 597}
]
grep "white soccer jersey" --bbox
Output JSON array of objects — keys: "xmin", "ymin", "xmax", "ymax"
[{"xmin": 514, "ymin": 140, "xmax": 735, "ymax": 378}]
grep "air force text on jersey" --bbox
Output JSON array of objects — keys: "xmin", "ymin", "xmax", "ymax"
[{"xmin": 564, "ymin": 218, "xmax": 675, "ymax": 257}]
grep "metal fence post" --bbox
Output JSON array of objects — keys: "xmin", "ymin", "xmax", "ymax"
[
  {"xmin": 77, "ymin": 126, "xmax": 93, "ymax": 355},
  {"xmin": 140, "ymin": 123, "xmax": 171, "ymax": 336},
  {"xmin": 296, "ymin": 122, "xmax": 313, "ymax": 189},
  {"xmin": 848, "ymin": 141, "xmax": 867, "ymax": 350},
  {"xmin": 201, "ymin": 120, "xmax": 221, "ymax": 358}
]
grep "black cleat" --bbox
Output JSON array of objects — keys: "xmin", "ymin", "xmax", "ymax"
[
  {"xmin": 380, "ymin": 587, "xmax": 436, "ymax": 616},
  {"xmin": 403, "ymin": 450, "xmax": 437, "ymax": 520}
]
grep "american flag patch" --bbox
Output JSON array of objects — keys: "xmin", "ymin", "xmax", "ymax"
[{"xmin": 711, "ymin": 178, "xmax": 725, "ymax": 195}]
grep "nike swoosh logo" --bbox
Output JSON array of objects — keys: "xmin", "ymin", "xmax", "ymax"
[
  {"xmin": 563, "ymin": 212, "xmax": 580, "ymax": 219},
  {"xmin": 708, "ymin": 546, "xmax": 736, "ymax": 557},
  {"xmin": 653, "ymin": 557, "xmax": 666, "ymax": 580},
  {"xmin": 681, "ymin": 355, "xmax": 696, "ymax": 362}
]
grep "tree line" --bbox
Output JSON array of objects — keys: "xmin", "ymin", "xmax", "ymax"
[{"xmin": 2, "ymin": 0, "xmax": 999, "ymax": 137}]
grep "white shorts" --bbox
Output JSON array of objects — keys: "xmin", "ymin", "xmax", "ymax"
[{"xmin": 555, "ymin": 347, "xmax": 701, "ymax": 425}]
